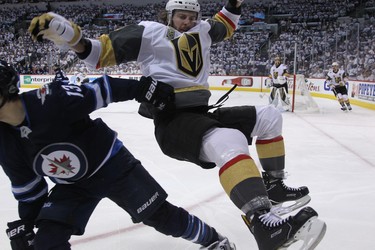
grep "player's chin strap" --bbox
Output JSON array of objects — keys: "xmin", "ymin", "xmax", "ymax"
[{"xmin": 208, "ymin": 84, "xmax": 238, "ymax": 110}]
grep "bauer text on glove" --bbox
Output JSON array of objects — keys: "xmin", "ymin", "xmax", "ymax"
[
  {"xmin": 136, "ymin": 77, "xmax": 175, "ymax": 111},
  {"xmin": 6, "ymin": 220, "xmax": 35, "ymax": 250}
]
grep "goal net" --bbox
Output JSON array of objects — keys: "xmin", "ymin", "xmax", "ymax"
[{"xmin": 290, "ymin": 74, "xmax": 319, "ymax": 112}]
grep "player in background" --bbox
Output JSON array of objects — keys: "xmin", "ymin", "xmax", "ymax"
[
  {"xmin": 0, "ymin": 61, "xmax": 235, "ymax": 250},
  {"xmin": 326, "ymin": 62, "xmax": 352, "ymax": 111},
  {"xmin": 53, "ymin": 64, "xmax": 69, "ymax": 85},
  {"xmin": 268, "ymin": 55, "xmax": 292, "ymax": 110},
  {"xmin": 69, "ymin": 71, "xmax": 86, "ymax": 85},
  {"xmin": 28, "ymin": 0, "xmax": 327, "ymax": 249}
]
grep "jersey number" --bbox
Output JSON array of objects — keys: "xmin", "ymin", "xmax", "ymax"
[{"xmin": 61, "ymin": 85, "xmax": 84, "ymax": 98}]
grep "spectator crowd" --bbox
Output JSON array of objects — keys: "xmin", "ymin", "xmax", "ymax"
[{"xmin": 1, "ymin": 0, "xmax": 374, "ymax": 81}]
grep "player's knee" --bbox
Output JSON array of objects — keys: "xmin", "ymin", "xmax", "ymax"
[
  {"xmin": 254, "ymin": 105, "xmax": 283, "ymax": 138},
  {"xmin": 201, "ymin": 128, "xmax": 249, "ymax": 166},
  {"xmin": 34, "ymin": 220, "xmax": 74, "ymax": 250},
  {"xmin": 266, "ymin": 106, "xmax": 283, "ymax": 135},
  {"xmin": 142, "ymin": 201, "xmax": 188, "ymax": 237}
]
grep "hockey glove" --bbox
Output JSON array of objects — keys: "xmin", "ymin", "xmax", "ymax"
[
  {"xmin": 136, "ymin": 76, "xmax": 175, "ymax": 112},
  {"xmin": 28, "ymin": 12, "xmax": 82, "ymax": 48},
  {"xmin": 6, "ymin": 220, "xmax": 35, "ymax": 250},
  {"xmin": 226, "ymin": 0, "xmax": 243, "ymax": 13}
]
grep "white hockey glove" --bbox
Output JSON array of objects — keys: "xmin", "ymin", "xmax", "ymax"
[
  {"xmin": 265, "ymin": 78, "xmax": 273, "ymax": 88},
  {"xmin": 28, "ymin": 12, "xmax": 82, "ymax": 48}
]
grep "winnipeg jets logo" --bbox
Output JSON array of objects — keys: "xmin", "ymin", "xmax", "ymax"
[
  {"xmin": 20, "ymin": 126, "xmax": 32, "ymax": 138},
  {"xmin": 41, "ymin": 154, "xmax": 76, "ymax": 176},
  {"xmin": 37, "ymin": 84, "xmax": 51, "ymax": 105},
  {"xmin": 34, "ymin": 143, "xmax": 88, "ymax": 181}
]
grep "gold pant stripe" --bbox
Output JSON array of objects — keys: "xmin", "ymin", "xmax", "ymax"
[{"xmin": 174, "ymin": 85, "xmax": 208, "ymax": 93}]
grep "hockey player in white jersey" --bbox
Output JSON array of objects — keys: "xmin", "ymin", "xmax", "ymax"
[
  {"xmin": 268, "ymin": 56, "xmax": 292, "ymax": 111},
  {"xmin": 29, "ymin": 1, "xmax": 326, "ymax": 249},
  {"xmin": 326, "ymin": 62, "xmax": 352, "ymax": 111}
]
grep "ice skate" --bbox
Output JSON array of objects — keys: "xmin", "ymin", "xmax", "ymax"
[
  {"xmin": 242, "ymin": 207, "xmax": 326, "ymax": 250},
  {"xmin": 263, "ymin": 172, "xmax": 311, "ymax": 215},
  {"xmin": 346, "ymin": 104, "xmax": 352, "ymax": 111},
  {"xmin": 340, "ymin": 105, "xmax": 347, "ymax": 111},
  {"xmin": 199, "ymin": 235, "xmax": 236, "ymax": 250}
]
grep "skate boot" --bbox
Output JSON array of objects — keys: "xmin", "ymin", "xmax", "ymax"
[
  {"xmin": 347, "ymin": 104, "xmax": 352, "ymax": 111},
  {"xmin": 242, "ymin": 207, "xmax": 326, "ymax": 250},
  {"xmin": 263, "ymin": 172, "xmax": 311, "ymax": 215},
  {"xmin": 340, "ymin": 104, "xmax": 347, "ymax": 111},
  {"xmin": 199, "ymin": 235, "xmax": 236, "ymax": 250}
]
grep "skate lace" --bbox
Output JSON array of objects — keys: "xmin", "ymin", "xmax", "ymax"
[
  {"xmin": 259, "ymin": 212, "xmax": 289, "ymax": 228},
  {"xmin": 281, "ymin": 180, "xmax": 301, "ymax": 191}
]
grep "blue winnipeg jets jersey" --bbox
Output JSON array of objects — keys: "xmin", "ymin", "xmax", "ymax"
[
  {"xmin": 0, "ymin": 75, "xmax": 142, "ymax": 219},
  {"xmin": 54, "ymin": 69, "xmax": 70, "ymax": 85}
]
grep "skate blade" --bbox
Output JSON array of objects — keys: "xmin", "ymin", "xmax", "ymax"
[
  {"xmin": 271, "ymin": 195, "xmax": 311, "ymax": 216},
  {"xmin": 279, "ymin": 216, "xmax": 327, "ymax": 250}
]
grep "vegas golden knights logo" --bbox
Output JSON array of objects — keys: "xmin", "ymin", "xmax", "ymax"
[{"xmin": 171, "ymin": 33, "xmax": 203, "ymax": 77}]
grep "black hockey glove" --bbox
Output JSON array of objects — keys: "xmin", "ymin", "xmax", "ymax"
[
  {"xmin": 6, "ymin": 220, "xmax": 35, "ymax": 250},
  {"xmin": 136, "ymin": 76, "xmax": 175, "ymax": 112},
  {"xmin": 226, "ymin": 0, "xmax": 243, "ymax": 14}
]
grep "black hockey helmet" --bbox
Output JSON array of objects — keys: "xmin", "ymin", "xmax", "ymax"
[{"xmin": 0, "ymin": 60, "xmax": 20, "ymax": 100}]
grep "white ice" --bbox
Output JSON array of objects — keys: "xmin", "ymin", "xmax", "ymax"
[{"xmin": 1, "ymin": 90, "xmax": 374, "ymax": 250}]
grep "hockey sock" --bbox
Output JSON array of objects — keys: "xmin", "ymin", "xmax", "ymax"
[
  {"xmin": 256, "ymin": 136, "xmax": 285, "ymax": 173},
  {"xmin": 142, "ymin": 201, "xmax": 220, "ymax": 247},
  {"xmin": 219, "ymin": 154, "xmax": 269, "ymax": 214},
  {"xmin": 181, "ymin": 214, "xmax": 219, "ymax": 247}
]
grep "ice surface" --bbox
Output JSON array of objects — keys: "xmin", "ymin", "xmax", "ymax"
[{"xmin": 1, "ymin": 90, "xmax": 374, "ymax": 249}]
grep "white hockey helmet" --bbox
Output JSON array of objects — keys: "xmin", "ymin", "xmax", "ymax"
[
  {"xmin": 332, "ymin": 62, "xmax": 339, "ymax": 67},
  {"xmin": 165, "ymin": 0, "xmax": 201, "ymax": 25},
  {"xmin": 166, "ymin": 0, "xmax": 201, "ymax": 13}
]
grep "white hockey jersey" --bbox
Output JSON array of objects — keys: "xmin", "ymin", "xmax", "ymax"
[
  {"xmin": 81, "ymin": 7, "xmax": 239, "ymax": 108},
  {"xmin": 326, "ymin": 69, "xmax": 348, "ymax": 87},
  {"xmin": 270, "ymin": 64, "xmax": 288, "ymax": 84}
]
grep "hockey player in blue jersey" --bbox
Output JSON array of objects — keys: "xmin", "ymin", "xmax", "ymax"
[
  {"xmin": 53, "ymin": 64, "xmax": 69, "ymax": 85},
  {"xmin": 0, "ymin": 60, "xmax": 236, "ymax": 250}
]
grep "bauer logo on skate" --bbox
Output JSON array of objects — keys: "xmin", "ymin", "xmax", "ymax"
[{"xmin": 33, "ymin": 143, "xmax": 88, "ymax": 181}]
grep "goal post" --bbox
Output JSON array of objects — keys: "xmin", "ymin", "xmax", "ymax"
[
  {"xmin": 290, "ymin": 74, "xmax": 320, "ymax": 112},
  {"xmin": 290, "ymin": 42, "xmax": 319, "ymax": 113}
]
